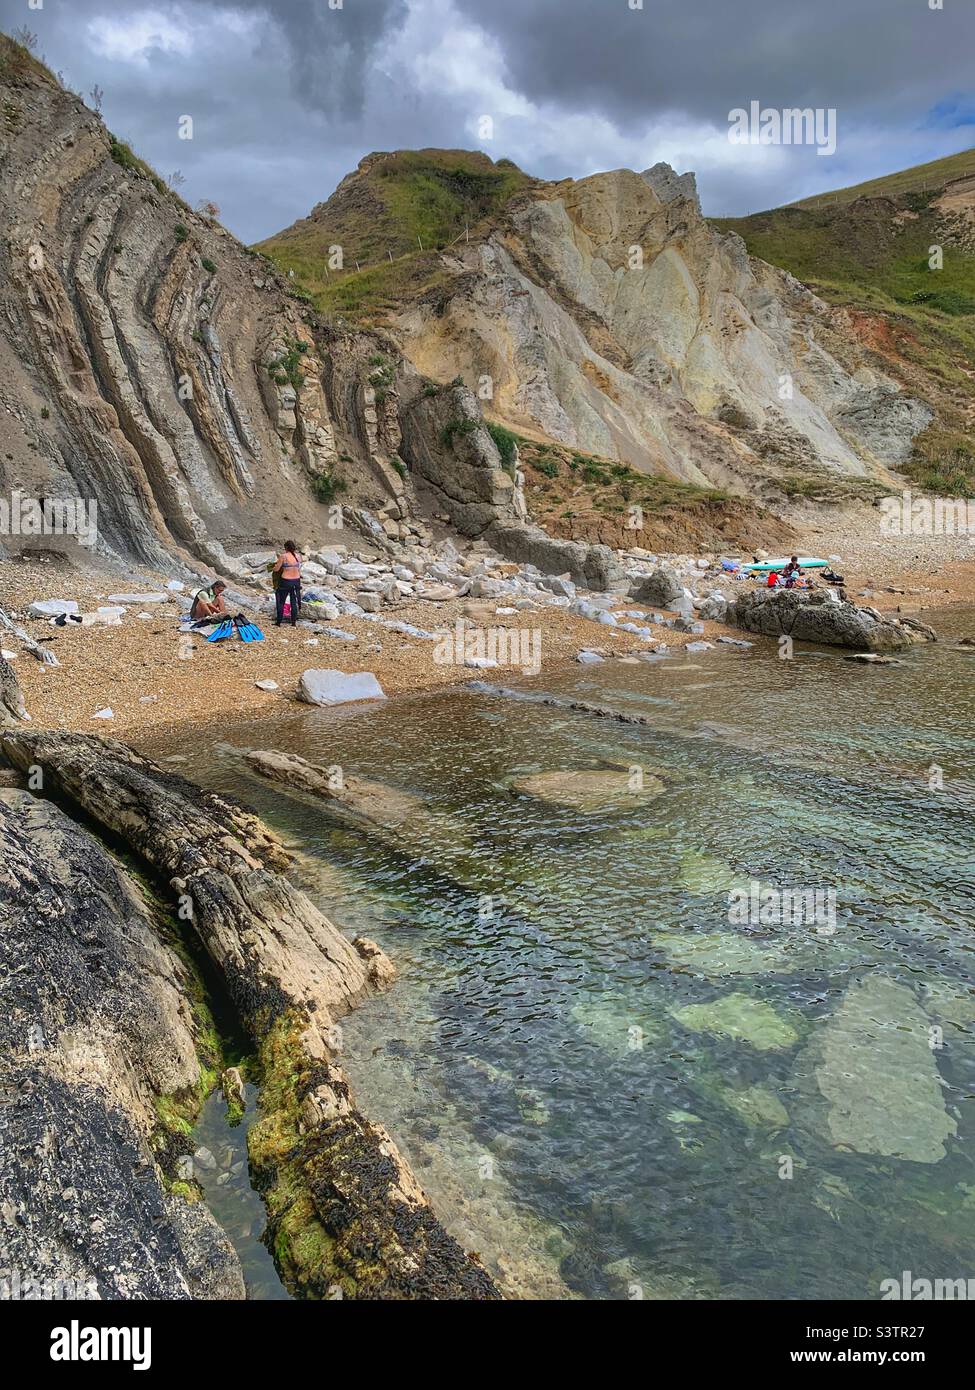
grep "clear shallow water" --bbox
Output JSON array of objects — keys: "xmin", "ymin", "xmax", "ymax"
[
  {"xmin": 190, "ymin": 1084, "xmax": 290, "ymax": 1300},
  {"xmin": 146, "ymin": 611, "xmax": 975, "ymax": 1300}
]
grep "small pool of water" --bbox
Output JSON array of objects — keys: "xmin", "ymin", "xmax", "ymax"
[
  {"xmin": 147, "ymin": 609, "xmax": 975, "ymax": 1299},
  {"xmin": 189, "ymin": 1083, "xmax": 290, "ymax": 1300}
]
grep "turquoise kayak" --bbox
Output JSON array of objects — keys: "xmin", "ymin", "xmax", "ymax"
[{"xmin": 742, "ymin": 556, "xmax": 828, "ymax": 572}]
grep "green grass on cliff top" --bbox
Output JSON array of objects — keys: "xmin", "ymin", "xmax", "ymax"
[
  {"xmin": 783, "ymin": 147, "xmax": 975, "ymax": 211},
  {"xmin": 257, "ymin": 149, "xmax": 531, "ymax": 321}
]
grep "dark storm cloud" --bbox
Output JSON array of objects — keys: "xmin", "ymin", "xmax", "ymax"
[
  {"xmin": 1, "ymin": 0, "xmax": 972, "ymax": 241},
  {"xmin": 451, "ymin": 0, "xmax": 975, "ymax": 129},
  {"xmin": 230, "ymin": 0, "xmax": 409, "ymax": 115}
]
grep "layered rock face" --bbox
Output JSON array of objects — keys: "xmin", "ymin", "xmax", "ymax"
[
  {"xmin": 0, "ymin": 728, "xmax": 500, "ymax": 1300},
  {"xmin": 392, "ymin": 166, "xmax": 930, "ymax": 495},
  {"xmin": 0, "ymin": 55, "xmax": 409, "ymax": 579},
  {"xmin": 0, "ymin": 786, "xmax": 243, "ymax": 1298},
  {"xmin": 0, "ymin": 56, "xmax": 627, "ymax": 589}
]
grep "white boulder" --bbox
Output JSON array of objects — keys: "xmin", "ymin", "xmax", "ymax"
[
  {"xmin": 28, "ymin": 599, "xmax": 78, "ymax": 618},
  {"xmin": 298, "ymin": 669, "xmax": 387, "ymax": 706}
]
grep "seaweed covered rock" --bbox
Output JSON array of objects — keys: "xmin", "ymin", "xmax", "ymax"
[
  {"xmin": 0, "ymin": 788, "xmax": 243, "ymax": 1298},
  {"xmin": 0, "ymin": 729, "xmax": 500, "ymax": 1300}
]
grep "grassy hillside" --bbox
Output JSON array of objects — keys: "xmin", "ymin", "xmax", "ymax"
[
  {"xmin": 257, "ymin": 148, "xmax": 533, "ymax": 322},
  {"xmin": 714, "ymin": 150, "xmax": 975, "ymax": 494},
  {"xmin": 786, "ymin": 148, "xmax": 975, "ymax": 211}
]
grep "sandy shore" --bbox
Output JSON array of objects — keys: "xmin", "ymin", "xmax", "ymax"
[{"xmin": 4, "ymin": 532, "xmax": 972, "ymax": 738}]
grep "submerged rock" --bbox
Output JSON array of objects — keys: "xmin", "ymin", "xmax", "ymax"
[
  {"xmin": 679, "ymin": 850, "xmax": 742, "ymax": 896},
  {"xmin": 720, "ymin": 1084, "xmax": 789, "ymax": 1130},
  {"xmin": 805, "ymin": 974, "xmax": 956, "ymax": 1163},
  {"xmin": 510, "ymin": 766, "xmax": 664, "ymax": 811},
  {"xmin": 672, "ymin": 991, "xmax": 799, "ymax": 1051},
  {"xmin": 570, "ymin": 996, "xmax": 666, "ymax": 1054},
  {"xmin": 653, "ymin": 930, "xmax": 793, "ymax": 977}
]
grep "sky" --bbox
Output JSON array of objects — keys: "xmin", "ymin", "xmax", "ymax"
[{"xmin": 3, "ymin": 0, "xmax": 974, "ymax": 244}]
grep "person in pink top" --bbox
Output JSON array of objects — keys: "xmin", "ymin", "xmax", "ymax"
[{"xmin": 272, "ymin": 540, "xmax": 302, "ymax": 626}]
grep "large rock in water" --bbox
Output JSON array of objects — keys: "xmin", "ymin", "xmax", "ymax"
[
  {"xmin": 0, "ymin": 788, "xmax": 244, "ymax": 1298},
  {"xmin": 726, "ymin": 589, "xmax": 936, "ymax": 651}
]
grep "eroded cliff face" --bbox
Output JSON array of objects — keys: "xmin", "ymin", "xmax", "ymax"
[
  {"xmin": 0, "ymin": 50, "xmax": 924, "ymax": 584},
  {"xmin": 392, "ymin": 165, "xmax": 931, "ymax": 497},
  {"xmin": 0, "ymin": 53, "xmax": 412, "ymax": 578}
]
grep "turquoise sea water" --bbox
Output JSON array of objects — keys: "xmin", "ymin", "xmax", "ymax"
[{"xmin": 155, "ymin": 611, "xmax": 975, "ymax": 1299}]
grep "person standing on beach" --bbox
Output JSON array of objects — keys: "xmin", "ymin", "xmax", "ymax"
[{"xmin": 272, "ymin": 541, "xmax": 303, "ymax": 626}]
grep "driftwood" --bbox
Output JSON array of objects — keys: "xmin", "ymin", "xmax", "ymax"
[
  {"xmin": 0, "ymin": 729, "xmax": 499, "ymax": 1300},
  {"xmin": 0, "ymin": 788, "xmax": 243, "ymax": 1298}
]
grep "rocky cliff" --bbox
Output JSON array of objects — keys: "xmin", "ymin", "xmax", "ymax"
[
  {"xmin": 0, "ymin": 38, "xmax": 423, "ymax": 580},
  {"xmin": 0, "ymin": 45, "xmax": 650, "ymax": 584},
  {"xmin": 266, "ymin": 151, "xmax": 932, "ymax": 509},
  {"xmin": 715, "ymin": 148, "xmax": 975, "ymax": 500}
]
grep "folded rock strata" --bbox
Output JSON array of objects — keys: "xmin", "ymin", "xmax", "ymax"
[{"xmin": 0, "ymin": 787, "xmax": 243, "ymax": 1298}]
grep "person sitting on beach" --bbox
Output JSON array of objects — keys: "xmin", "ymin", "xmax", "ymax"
[
  {"xmin": 767, "ymin": 569, "xmax": 783, "ymax": 588},
  {"xmin": 782, "ymin": 556, "xmax": 802, "ymax": 587},
  {"xmin": 190, "ymin": 579, "xmax": 228, "ymax": 624},
  {"xmin": 272, "ymin": 540, "xmax": 303, "ymax": 627}
]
